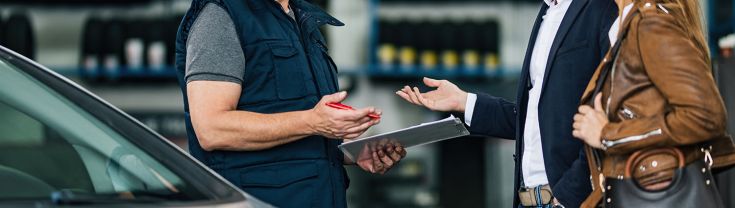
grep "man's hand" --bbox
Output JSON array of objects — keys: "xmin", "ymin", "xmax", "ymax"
[
  {"xmin": 572, "ymin": 94, "xmax": 608, "ymax": 149},
  {"xmin": 309, "ymin": 91, "xmax": 381, "ymax": 140},
  {"xmin": 351, "ymin": 139, "xmax": 407, "ymax": 174},
  {"xmin": 396, "ymin": 77, "xmax": 468, "ymax": 112}
]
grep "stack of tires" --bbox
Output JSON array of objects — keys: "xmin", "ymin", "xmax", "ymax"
[{"xmin": 0, "ymin": 12, "xmax": 35, "ymax": 60}]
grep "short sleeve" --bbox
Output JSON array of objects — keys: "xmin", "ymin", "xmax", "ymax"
[{"xmin": 185, "ymin": 3, "xmax": 246, "ymax": 84}]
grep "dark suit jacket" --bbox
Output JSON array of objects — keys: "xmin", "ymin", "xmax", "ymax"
[{"xmin": 468, "ymin": 0, "xmax": 617, "ymax": 207}]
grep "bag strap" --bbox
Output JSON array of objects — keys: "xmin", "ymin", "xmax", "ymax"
[
  {"xmin": 624, "ymin": 147, "xmax": 685, "ymax": 178},
  {"xmin": 588, "ymin": 10, "xmax": 640, "ymax": 172}
]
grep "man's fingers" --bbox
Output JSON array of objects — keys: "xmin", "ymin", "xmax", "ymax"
[
  {"xmin": 387, "ymin": 148, "xmax": 402, "ymax": 161},
  {"xmin": 378, "ymin": 150, "xmax": 395, "ymax": 167},
  {"xmin": 396, "ymin": 90, "xmax": 415, "ymax": 104},
  {"xmin": 573, "ymin": 114, "xmax": 583, "ymax": 122},
  {"xmin": 343, "ymin": 119, "xmax": 375, "ymax": 135},
  {"xmin": 345, "ymin": 107, "xmax": 376, "ymax": 120},
  {"xmin": 578, "ymin": 106, "xmax": 594, "ymax": 114},
  {"xmin": 572, "ymin": 130, "xmax": 582, "ymax": 138},
  {"xmin": 423, "ymin": 77, "xmax": 442, "ymax": 88},
  {"xmin": 413, "ymin": 87, "xmax": 431, "ymax": 107},
  {"xmin": 396, "ymin": 145, "xmax": 407, "ymax": 157},
  {"xmin": 372, "ymin": 152, "xmax": 383, "ymax": 173},
  {"xmin": 572, "ymin": 121, "xmax": 581, "ymax": 129},
  {"xmin": 344, "ymin": 116, "xmax": 371, "ymax": 128},
  {"xmin": 343, "ymin": 132, "xmax": 363, "ymax": 140},
  {"xmin": 406, "ymin": 86, "xmax": 421, "ymax": 105}
]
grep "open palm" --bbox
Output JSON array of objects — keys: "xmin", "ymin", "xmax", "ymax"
[{"xmin": 396, "ymin": 77, "xmax": 468, "ymax": 112}]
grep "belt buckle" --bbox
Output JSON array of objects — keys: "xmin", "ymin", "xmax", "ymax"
[{"xmin": 518, "ymin": 184, "xmax": 553, "ymax": 207}]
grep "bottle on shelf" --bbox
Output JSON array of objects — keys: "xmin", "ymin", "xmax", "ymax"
[
  {"xmin": 81, "ymin": 17, "xmax": 105, "ymax": 78},
  {"xmin": 124, "ymin": 18, "xmax": 146, "ymax": 73},
  {"xmin": 418, "ymin": 21, "xmax": 439, "ymax": 72},
  {"xmin": 460, "ymin": 19, "xmax": 481, "ymax": 73},
  {"xmin": 103, "ymin": 19, "xmax": 126, "ymax": 80},
  {"xmin": 439, "ymin": 21, "xmax": 460, "ymax": 72},
  {"xmin": 377, "ymin": 20, "xmax": 399, "ymax": 71},
  {"xmin": 479, "ymin": 20, "xmax": 500, "ymax": 73},
  {"xmin": 146, "ymin": 19, "xmax": 168, "ymax": 72},
  {"xmin": 398, "ymin": 20, "xmax": 419, "ymax": 72}
]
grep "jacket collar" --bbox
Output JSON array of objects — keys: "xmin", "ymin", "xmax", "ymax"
[
  {"xmin": 538, "ymin": 0, "xmax": 588, "ymax": 100},
  {"xmin": 289, "ymin": 0, "xmax": 344, "ymax": 27}
]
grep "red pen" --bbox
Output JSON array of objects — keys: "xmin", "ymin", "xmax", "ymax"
[{"xmin": 326, "ymin": 102, "xmax": 381, "ymax": 119}]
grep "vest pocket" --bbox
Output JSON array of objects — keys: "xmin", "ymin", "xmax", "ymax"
[
  {"xmin": 239, "ymin": 160, "xmax": 319, "ymax": 206},
  {"xmin": 269, "ymin": 42, "xmax": 308, "ymax": 100}
]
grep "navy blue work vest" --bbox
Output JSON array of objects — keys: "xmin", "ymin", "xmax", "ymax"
[{"xmin": 174, "ymin": 0, "xmax": 347, "ymax": 207}]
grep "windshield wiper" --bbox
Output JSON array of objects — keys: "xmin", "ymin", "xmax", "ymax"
[{"xmin": 50, "ymin": 189, "xmax": 185, "ymax": 205}]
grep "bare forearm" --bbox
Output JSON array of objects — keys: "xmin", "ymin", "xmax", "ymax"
[
  {"xmin": 193, "ymin": 109, "xmax": 315, "ymax": 151},
  {"xmin": 187, "ymin": 82, "xmax": 376, "ymax": 152}
]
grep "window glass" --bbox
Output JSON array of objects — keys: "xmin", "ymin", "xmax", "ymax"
[{"xmin": 0, "ymin": 57, "xmax": 204, "ymax": 202}]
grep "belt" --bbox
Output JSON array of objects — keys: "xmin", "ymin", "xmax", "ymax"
[{"xmin": 518, "ymin": 184, "xmax": 553, "ymax": 207}]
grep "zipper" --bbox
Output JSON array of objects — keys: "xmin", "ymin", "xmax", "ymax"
[
  {"xmin": 620, "ymin": 107, "xmax": 636, "ymax": 119},
  {"xmin": 605, "ymin": 50, "xmax": 621, "ymax": 115},
  {"xmin": 602, "ymin": 128, "xmax": 662, "ymax": 148}
]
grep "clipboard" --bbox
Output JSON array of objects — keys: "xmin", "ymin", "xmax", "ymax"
[{"xmin": 338, "ymin": 115, "xmax": 470, "ymax": 162}]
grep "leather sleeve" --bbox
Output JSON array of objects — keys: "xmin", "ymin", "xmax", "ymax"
[
  {"xmin": 467, "ymin": 93, "xmax": 517, "ymax": 139},
  {"xmin": 602, "ymin": 13, "xmax": 727, "ymax": 154}
]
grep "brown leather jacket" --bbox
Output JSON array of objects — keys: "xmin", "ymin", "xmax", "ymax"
[{"xmin": 579, "ymin": 2, "xmax": 735, "ymax": 207}]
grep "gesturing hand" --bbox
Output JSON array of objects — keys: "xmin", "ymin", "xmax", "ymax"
[
  {"xmin": 396, "ymin": 77, "xmax": 468, "ymax": 112},
  {"xmin": 310, "ymin": 91, "xmax": 381, "ymax": 140},
  {"xmin": 572, "ymin": 94, "xmax": 609, "ymax": 149}
]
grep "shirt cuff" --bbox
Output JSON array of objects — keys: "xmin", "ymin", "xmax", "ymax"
[{"xmin": 464, "ymin": 93, "xmax": 477, "ymax": 126}]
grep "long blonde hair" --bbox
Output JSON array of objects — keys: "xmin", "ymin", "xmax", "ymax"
[{"xmin": 657, "ymin": 0, "xmax": 711, "ymax": 62}]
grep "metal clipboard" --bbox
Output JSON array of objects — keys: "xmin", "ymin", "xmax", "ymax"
[{"xmin": 338, "ymin": 115, "xmax": 470, "ymax": 162}]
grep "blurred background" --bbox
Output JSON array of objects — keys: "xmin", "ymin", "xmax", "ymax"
[{"xmin": 0, "ymin": 0, "xmax": 733, "ymax": 207}]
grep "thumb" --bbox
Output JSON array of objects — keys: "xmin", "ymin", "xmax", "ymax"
[
  {"xmin": 594, "ymin": 93, "xmax": 604, "ymax": 112},
  {"xmin": 322, "ymin": 91, "xmax": 347, "ymax": 103},
  {"xmin": 423, "ymin": 77, "xmax": 441, "ymax": 88}
]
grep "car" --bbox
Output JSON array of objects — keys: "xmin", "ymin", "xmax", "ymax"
[{"xmin": 0, "ymin": 45, "xmax": 273, "ymax": 208}]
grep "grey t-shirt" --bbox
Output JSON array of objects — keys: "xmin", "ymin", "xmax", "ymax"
[{"xmin": 185, "ymin": 3, "xmax": 296, "ymax": 84}]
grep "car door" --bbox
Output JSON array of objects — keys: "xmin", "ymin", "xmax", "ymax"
[{"xmin": 0, "ymin": 46, "xmax": 271, "ymax": 207}]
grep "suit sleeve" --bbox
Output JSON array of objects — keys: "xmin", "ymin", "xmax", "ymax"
[
  {"xmin": 467, "ymin": 93, "xmax": 517, "ymax": 139},
  {"xmin": 601, "ymin": 14, "xmax": 727, "ymax": 155}
]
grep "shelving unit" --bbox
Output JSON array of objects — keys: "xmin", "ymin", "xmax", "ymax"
[{"xmin": 364, "ymin": 0, "xmax": 518, "ymax": 80}]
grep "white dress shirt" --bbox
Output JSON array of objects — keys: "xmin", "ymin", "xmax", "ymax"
[
  {"xmin": 465, "ymin": 0, "xmax": 573, "ymax": 188},
  {"xmin": 609, "ymin": 3, "xmax": 635, "ymax": 47}
]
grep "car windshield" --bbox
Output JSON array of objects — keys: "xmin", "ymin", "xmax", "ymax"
[{"xmin": 0, "ymin": 55, "xmax": 207, "ymax": 203}]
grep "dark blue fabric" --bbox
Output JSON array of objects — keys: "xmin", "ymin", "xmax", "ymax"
[
  {"xmin": 468, "ymin": 0, "xmax": 617, "ymax": 207},
  {"xmin": 518, "ymin": 205, "xmax": 553, "ymax": 208},
  {"xmin": 174, "ymin": 0, "xmax": 348, "ymax": 207}
]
